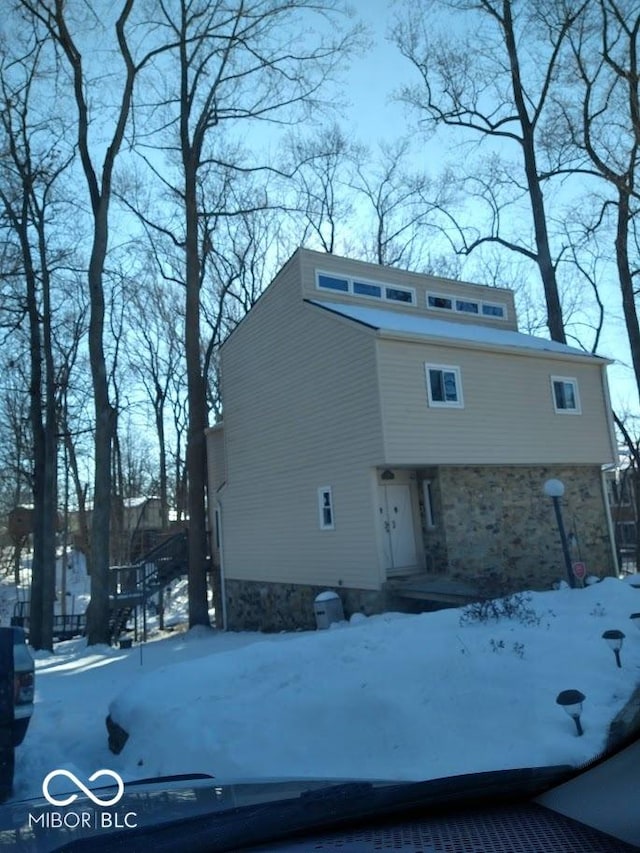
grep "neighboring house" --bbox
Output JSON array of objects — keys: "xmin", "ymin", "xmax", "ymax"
[
  {"xmin": 67, "ymin": 496, "xmax": 163, "ymax": 563},
  {"xmin": 604, "ymin": 456, "xmax": 638, "ymax": 571},
  {"xmin": 206, "ymin": 248, "xmax": 619, "ymax": 631}
]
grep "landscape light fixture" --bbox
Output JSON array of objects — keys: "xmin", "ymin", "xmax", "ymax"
[
  {"xmin": 543, "ymin": 479, "xmax": 575, "ymax": 588},
  {"xmin": 630, "ymin": 613, "xmax": 640, "ymax": 632},
  {"xmin": 556, "ymin": 689, "xmax": 585, "ymax": 736},
  {"xmin": 602, "ymin": 630, "xmax": 625, "ymax": 668}
]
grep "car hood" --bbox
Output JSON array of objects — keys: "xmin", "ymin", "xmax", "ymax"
[{"xmin": 0, "ymin": 767, "xmax": 573, "ymax": 853}]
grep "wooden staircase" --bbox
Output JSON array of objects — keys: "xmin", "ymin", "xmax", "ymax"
[{"xmin": 12, "ymin": 531, "xmax": 189, "ymax": 644}]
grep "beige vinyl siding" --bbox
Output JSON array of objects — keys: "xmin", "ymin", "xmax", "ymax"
[
  {"xmin": 297, "ymin": 247, "xmax": 518, "ymax": 331},
  {"xmin": 220, "ymin": 265, "xmax": 384, "ymax": 590},
  {"xmin": 377, "ymin": 338, "xmax": 615, "ymax": 465}
]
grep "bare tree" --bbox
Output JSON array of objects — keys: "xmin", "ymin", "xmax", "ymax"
[
  {"xmin": 0, "ymin": 34, "xmax": 75, "ymax": 649},
  {"xmin": 54, "ymin": 301, "xmax": 91, "ymax": 562},
  {"xmin": 286, "ymin": 124, "xmax": 358, "ymax": 255},
  {"xmin": 17, "ymin": 0, "xmax": 169, "ymax": 643},
  {"xmin": 393, "ymin": 0, "xmax": 590, "ymax": 343},
  {"xmin": 562, "ymin": 0, "xmax": 640, "ymax": 395},
  {"xmin": 130, "ymin": 0, "xmax": 362, "ymax": 627},
  {"xmin": 351, "ymin": 138, "xmax": 453, "ymax": 270},
  {"xmin": 126, "ymin": 274, "xmax": 185, "ymax": 533}
]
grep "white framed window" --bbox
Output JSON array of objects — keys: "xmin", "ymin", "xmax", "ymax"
[
  {"xmin": 422, "ymin": 480, "xmax": 436, "ymax": 528},
  {"xmin": 353, "ymin": 280, "xmax": 382, "ymax": 298},
  {"xmin": 425, "ymin": 364, "xmax": 464, "ymax": 408},
  {"xmin": 455, "ymin": 298, "xmax": 479, "ymax": 314},
  {"xmin": 318, "ymin": 486, "xmax": 334, "ymax": 530},
  {"xmin": 426, "ymin": 292, "xmax": 507, "ymax": 321},
  {"xmin": 385, "ymin": 285, "xmax": 414, "ymax": 304},
  {"xmin": 551, "ymin": 376, "xmax": 581, "ymax": 414},
  {"xmin": 427, "ymin": 293, "xmax": 453, "ymax": 311},
  {"xmin": 317, "ymin": 273, "xmax": 349, "ymax": 292},
  {"xmin": 482, "ymin": 302, "xmax": 506, "ymax": 319},
  {"xmin": 316, "ymin": 270, "xmax": 416, "ymax": 306}
]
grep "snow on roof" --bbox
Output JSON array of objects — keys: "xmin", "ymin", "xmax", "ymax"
[
  {"xmin": 123, "ymin": 496, "xmax": 160, "ymax": 508},
  {"xmin": 310, "ymin": 300, "xmax": 607, "ymax": 361}
]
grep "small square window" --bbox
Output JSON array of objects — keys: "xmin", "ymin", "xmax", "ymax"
[
  {"xmin": 551, "ymin": 377, "xmax": 581, "ymax": 414},
  {"xmin": 425, "ymin": 364, "xmax": 463, "ymax": 408},
  {"xmin": 318, "ymin": 487, "xmax": 334, "ymax": 529}
]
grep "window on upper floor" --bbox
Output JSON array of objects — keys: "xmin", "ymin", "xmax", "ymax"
[
  {"xmin": 318, "ymin": 486, "xmax": 334, "ymax": 530},
  {"xmin": 425, "ymin": 364, "xmax": 464, "ymax": 408},
  {"xmin": 316, "ymin": 271, "xmax": 415, "ymax": 306},
  {"xmin": 427, "ymin": 294, "xmax": 453, "ymax": 310},
  {"xmin": 426, "ymin": 292, "xmax": 507, "ymax": 320},
  {"xmin": 317, "ymin": 273, "xmax": 349, "ymax": 292},
  {"xmin": 551, "ymin": 376, "xmax": 581, "ymax": 414},
  {"xmin": 455, "ymin": 299, "xmax": 479, "ymax": 314},
  {"xmin": 353, "ymin": 280, "xmax": 382, "ymax": 298},
  {"xmin": 386, "ymin": 286, "xmax": 413, "ymax": 303},
  {"xmin": 482, "ymin": 302, "xmax": 506, "ymax": 318}
]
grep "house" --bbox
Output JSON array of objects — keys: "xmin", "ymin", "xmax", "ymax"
[
  {"xmin": 604, "ymin": 455, "xmax": 638, "ymax": 572},
  {"xmin": 206, "ymin": 248, "xmax": 619, "ymax": 631},
  {"xmin": 67, "ymin": 496, "xmax": 163, "ymax": 563}
]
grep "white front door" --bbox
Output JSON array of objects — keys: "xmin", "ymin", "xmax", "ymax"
[{"xmin": 379, "ymin": 483, "xmax": 417, "ymax": 575}]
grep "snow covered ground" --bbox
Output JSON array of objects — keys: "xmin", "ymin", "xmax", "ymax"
[{"xmin": 3, "ymin": 568, "xmax": 640, "ymax": 803}]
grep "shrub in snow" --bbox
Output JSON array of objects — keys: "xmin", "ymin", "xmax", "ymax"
[{"xmin": 459, "ymin": 592, "xmax": 541, "ymax": 627}]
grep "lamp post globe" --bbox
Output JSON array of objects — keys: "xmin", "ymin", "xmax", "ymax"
[
  {"xmin": 543, "ymin": 479, "xmax": 574, "ymax": 588},
  {"xmin": 543, "ymin": 478, "xmax": 565, "ymax": 498}
]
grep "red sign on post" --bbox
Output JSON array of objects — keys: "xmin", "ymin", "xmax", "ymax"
[{"xmin": 572, "ymin": 561, "xmax": 586, "ymax": 580}]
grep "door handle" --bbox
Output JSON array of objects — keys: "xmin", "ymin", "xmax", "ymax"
[{"xmin": 384, "ymin": 521, "xmax": 390, "ymax": 532}]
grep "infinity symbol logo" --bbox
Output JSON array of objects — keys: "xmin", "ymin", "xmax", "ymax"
[{"xmin": 42, "ymin": 769, "xmax": 125, "ymax": 807}]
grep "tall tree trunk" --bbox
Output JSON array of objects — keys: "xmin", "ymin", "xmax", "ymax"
[
  {"xmin": 155, "ymin": 399, "xmax": 169, "ymax": 531},
  {"xmin": 616, "ymin": 190, "xmax": 640, "ymax": 401},
  {"xmin": 22, "ymin": 201, "xmax": 46, "ymax": 649},
  {"xmin": 85, "ymin": 212, "xmax": 117, "ymax": 644},
  {"xmin": 184, "ymin": 162, "xmax": 210, "ymax": 628},
  {"xmin": 502, "ymin": 0, "xmax": 566, "ymax": 344},
  {"xmin": 40, "ymin": 211, "xmax": 58, "ymax": 651}
]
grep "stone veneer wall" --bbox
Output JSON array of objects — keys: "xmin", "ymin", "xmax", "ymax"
[
  {"xmin": 438, "ymin": 464, "xmax": 615, "ymax": 595},
  {"xmin": 223, "ymin": 579, "xmax": 421, "ymax": 632}
]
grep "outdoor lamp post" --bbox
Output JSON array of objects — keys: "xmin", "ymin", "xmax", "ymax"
[
  {"xmin": 543, "ymin": 479, "xmax": 575, "ymax": 589},
  {"xmin": 556, "ymin": 689, "xmax": 586, "ymax": 736},
  {"xmin": 602, "ymin": 630, "xmax": 625, "ymax": 668}
]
